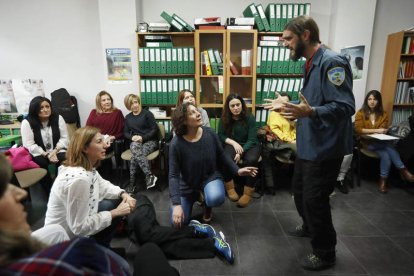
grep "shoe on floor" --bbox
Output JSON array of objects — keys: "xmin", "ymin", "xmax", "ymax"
[
  {"xmin": 145, "ymin": 174, "xmax": 157, "ymax": 189},
  {"xmin": 301, "ymin": 253, "xmax": 335, "ymax": 271},
  {"xmin": 288, "ymin": 225, "xmax": 310, "ymax": 237},
  {"xmin": 214, "ymin": 231, "xmax": 234, "ymax": 264},
  {"xmin": 189, "ymin": 219, "xmax": 216, "ymax": 238},
  {"xmin": 336, "ymin": 180, "xmax": 349, "ymax": 194}
]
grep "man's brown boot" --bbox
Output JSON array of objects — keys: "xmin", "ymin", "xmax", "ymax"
[
  {"xmin": 237, "ymin": 186, "xmax": 255, "ymax": 207},
  {"xmin": 225, "ymin": 180, "xmax": 239, "ymax": 201},
  {"xmin": 379, "ymin": 177, "xmax": 387, "ymax": 193},
  {"xmin": 400, "ymin": 168, "xmax": 414, "ymax": 182}
]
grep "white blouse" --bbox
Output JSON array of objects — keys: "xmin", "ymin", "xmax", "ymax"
[
  {"xmin": 21, "ymin": 115, "xmax": 68, "ymax": 157},
  {"xmin": 44, "ymin": 166, "xmax": 123, "ymax": 239}
]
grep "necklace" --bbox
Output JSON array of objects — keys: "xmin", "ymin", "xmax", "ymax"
[{"xmin": 44, "ymin": 125, "xmax": 52, "ymax": 150}]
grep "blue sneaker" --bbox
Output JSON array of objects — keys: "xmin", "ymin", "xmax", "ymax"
[
  {"xmin": 189, "ymin": 220, "xmax": 216, "ymax": 238},
  {"xmin": 214, "ymin": 231, "xmax": 234, "ymax": 264}
]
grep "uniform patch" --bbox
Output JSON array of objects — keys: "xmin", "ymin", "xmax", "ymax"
[{"xmin": 327, "ymin": 67, "xmax": 345, "ymax": 86}]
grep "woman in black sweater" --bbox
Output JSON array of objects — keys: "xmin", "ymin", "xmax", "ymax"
[{"xmin": 169, "ymin": 103, "xmax": 257, "ymax": 226}]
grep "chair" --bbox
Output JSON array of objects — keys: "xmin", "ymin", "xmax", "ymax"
[
  {"xmin": 355, "ymin": 139, "xmax": 380, "ymax": 187},
  {"xmin": 120, "ymin": 123, "xmax": 167, "ymax": 188},
  {"xmin": 14, "ymin": 168, "xmax": 48, "ymax": 201}
]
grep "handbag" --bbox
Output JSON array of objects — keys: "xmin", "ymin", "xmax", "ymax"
[{"xmin": 4, "ymin": 146, "xmax": 40, "ymax": 172}]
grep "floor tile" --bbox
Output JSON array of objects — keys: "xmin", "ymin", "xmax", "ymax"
[{"xmin": 233, "ymin": 211, "xmax": 283, "ymax": 236}]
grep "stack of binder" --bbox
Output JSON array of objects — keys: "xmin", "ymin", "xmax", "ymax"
[
  {"xmin": 243, "ymin": 3, "xmax": 311, "ymax": 32},
  {"xmin": 140, "ymin": 78, "xmax": 195, "ymax": 105},
  {"xmin": 256, "ymin": 46, "xmax": 305, "ymax": 75},
  {"xmin": 201, "ymin": 49, "xmax": 223, "ymax": 76},
  {"xmin": 160, "ymin": 11, "xmax": 194, "ymax": 32},
  {"xmin": 255, "ymin": 77, "xmax": 303, "ymax": 105}
]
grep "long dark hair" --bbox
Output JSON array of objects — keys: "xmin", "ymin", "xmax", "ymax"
[
  {"xmin": 361, "ymin": 90, "xmax": 384, "ymax": 119},
  {"xmin": 221, "ymin": 93, "xmax": 248, "ymax": 136},
  {"xmin": 27, "ymin": 96, "xmax": 59, "ymax": 130}
]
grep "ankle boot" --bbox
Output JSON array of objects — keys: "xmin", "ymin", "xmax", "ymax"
[
  {"xmin": 225, "ymin": 180, "xmax": 239, "ymax": 202},
  {"xmin": 237, "ymin": 186, "xmax": 255, "ymax": 207},
  {"xmin": 378, "ymin": 177, "xmax": 387, "ymax": 193},
  {"xmin": 400, "ymin": 168, "xmax": 414, "ymax": 182}
]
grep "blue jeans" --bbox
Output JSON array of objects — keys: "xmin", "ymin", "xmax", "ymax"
[
  {"xmin": 367, "ymin": 142, "xmax": 404, "ymax": 178},
  {"xmin": 91, "ymin": 199, "xmax": 122, "ymax": 247},
  {"xmin": 170, "ymin": 178, "xmax": 225, "ymax": 225}
]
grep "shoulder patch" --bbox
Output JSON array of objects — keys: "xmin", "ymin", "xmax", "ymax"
[{"xmin": 327, "ymin": 67, "xmax": 345, "ymax": 86}]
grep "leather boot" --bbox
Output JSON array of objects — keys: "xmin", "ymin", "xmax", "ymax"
[
  {"xmin": 378, "ymin": 177, "xmax": 387, "ymax": 193},
  {"xmin": 237, "ymin": 186, "xmax": 255, "ymax": 207},
  {"xmin": 400, "ymin": 168, "xmax": 414, "ymax": 182},
  {"xmin": 225, "ymin": 180, "xmax": 239, "ymax": 202}
]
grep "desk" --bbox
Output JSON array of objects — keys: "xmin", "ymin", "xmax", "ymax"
[{"xmin": 0, "ymin": 121, "xmax": 21, "ymax": 136}]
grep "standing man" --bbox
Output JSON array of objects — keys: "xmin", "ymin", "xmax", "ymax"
[{"xmin": 264, "ymin": 16, "xmax": 355, "ymax": 270}]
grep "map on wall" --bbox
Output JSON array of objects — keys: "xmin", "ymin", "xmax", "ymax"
[
  {"xmin": 0, "ymin": 79, "xmax": 45, "ymax": 114},
  {"xmin": 106, "ymin": 48, "xmax": 133, "ymax": 83}
]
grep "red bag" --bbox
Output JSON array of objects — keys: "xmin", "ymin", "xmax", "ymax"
[{"xmin": 4, "ymin": 146, "xmax": 40, "ymax": 171}]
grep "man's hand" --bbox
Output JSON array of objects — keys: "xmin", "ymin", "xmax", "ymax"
[
  {"xmin": 280, "ymin": 93, "xmax": 313, "ymax": 120},
  {"xmin": 263, "ymin": 92, "xmax": 286, "ymax": 111}
]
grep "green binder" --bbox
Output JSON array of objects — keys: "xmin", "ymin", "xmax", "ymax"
[
  {"xmin": 243, "ymin": 3, "xmax": 264, "ymax": 31},
  {"xmin": 265, "ymin": 47, "xmax": 273, "ymax": 74},
  {"xmin": 256, "ymin": 4, "xmax": 271, "ymax": 32},
  {"xmin": 160, "ymin": 11, "xmax": 185, "ymax": 32},
  {"xmin": 171, "ymin": 48, "xmax": 178, "ymax": 74},
  {"xmin": 208, "ymin": 48, "xmax": 219, "ymax": 75},
  {"xmin": 138, "ymin": 48, "xmax": 145, "ymax": 75},
  {"xmin": 177, "ymin": 48, "xmax": 184, "ymax": 74},
  {"xmin": 149, "ymin": 48, "xmax": 156, "ymax": 74},
  {"xmin": 140, "ymin": 79, "xmax": 146, "ymax": 104},
  {"xmin": 256, "ymin": 46, "xmax": 262, "ymax": 74},
  {"xmin": 166, "ymin": 48, "xmax": 172, "ymax": 74},
  {"xmin": 183, "ymin": 47, "xmax": 190, "ymax": 74},
  {"xmin": 266, "ymin": 4, "xmax": 276, "ymax": 32},
  {"xmin": 160, "ymin": 48, "xmax": 167, "ymax": 74},
  {"xmin": 189, "ymin": 48, "xmax": 195, "ymax": 74},
  {"xmin": 172, "ymin": 13, "xmax": 194, "ymax": 32}
]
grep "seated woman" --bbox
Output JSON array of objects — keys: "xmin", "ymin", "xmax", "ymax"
[
  {"xmin": 169, "ymin": 102, "xmax": 257, "ymax": 225},
  {"xmin": 44, "ymin": 126, "xmax": 135, "ymax": 247},
  {"xmin": 218, "ymin": 94, "xmax": 260, "ymax": 207},
  {"xmin": 21, "ymin": 96, "xmax": 68, "ymax": 193},
  {"xmin": 86, "ymin": 91, "xmax": 125, "ymax": 178},
  {"xmin": 262, "ymin": 92, "xmax": 296, "ymax": 190},
  {"xmin": 123, "ymin": 94, "xmax": 159, "ymax": 192},
  {"xmin": 0, "ymin": 153, "xmax": 131, "ymax": 275},
  {"xmin": 355, "ymin": 90, "xmax": 414, "ymax": 193},
  {"xmin": 176, "ymin": 89, "xmax": 210, "ymax": 127}
]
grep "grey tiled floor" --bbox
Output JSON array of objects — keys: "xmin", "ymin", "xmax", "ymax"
[{"xmin": 29, "ymin": 175, "xmax": 414, "ymax": 276}]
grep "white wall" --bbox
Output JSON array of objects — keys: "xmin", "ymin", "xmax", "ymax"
[{"xmin": 0, "ymin": 0, "xmax": 105, "ymax": 124}]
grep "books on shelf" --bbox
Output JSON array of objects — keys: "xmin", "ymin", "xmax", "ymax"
[
  {"xmin": 241, "ymin": 49, "xmax": 252, "ymax": 75},
  {"xmin": 226, "ymin": 25, "xmax": 253, "ymax": 30},
  {"xmin": 194, "ymin": 17, "xmax": 221, "ymax": 29},
  {"xmin": 229, "ymin": 60, "xmax": 239, "ymax": 75},
  {"xmin": 140, "ymin": 77, "xmax": 195, "ymax": 105}
]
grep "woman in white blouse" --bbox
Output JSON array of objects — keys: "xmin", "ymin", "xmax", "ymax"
[
  {"xmin": 44, "ymin": 126, "xmax": 135, "ymax": 247},
  {"xmin": 21, "ymin": 96, "xmax": 68, "ymax": 193}
]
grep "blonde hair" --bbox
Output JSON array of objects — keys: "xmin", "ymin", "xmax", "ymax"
[
  {"xmin": 64, "ymin": 126, "xmax": 100, "ymax": 171},
  {"xmin": 124, "ymin": 94, "xmax": 141, "ymax": 111},
  {"xmin": 95, "ymin": 90, "xmax": 117, "ymax": 113}
]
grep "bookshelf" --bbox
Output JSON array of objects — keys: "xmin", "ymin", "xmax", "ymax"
[
  {"xmin": 381, "ymin": 30, "xmax": 414, "ymax": 124},
  {"xmin": 254, "ymin": 32, "xmax": 304, "ymax": 127}
]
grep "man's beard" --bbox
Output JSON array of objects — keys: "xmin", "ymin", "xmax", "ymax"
[{"xmin": 290, "ymin": 38, "xmax": 305, "ymax": 61}]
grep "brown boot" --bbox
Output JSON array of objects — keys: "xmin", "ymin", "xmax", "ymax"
[
  {"xmin": 225, "ymin": 180, "xmax": 239, "ymax": 201},
  {"xmin": 378, "ymin": 177, "xmax": 387, "ymax": 193},
  {"xmin": 237, "ymin": 186, "xmax": 255, "ymax": 207},
  {"xmin": 400, "ymin": 168, "xmax": 414, "ymax": 182}
]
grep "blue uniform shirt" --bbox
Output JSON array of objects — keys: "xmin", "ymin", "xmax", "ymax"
[{"xmin": 296, "ymin": 46, "xmax": 355, "ymax": 161}]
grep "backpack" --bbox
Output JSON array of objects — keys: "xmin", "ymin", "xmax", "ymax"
[{"xmin": 51, "ymin": 88, "xmax": 81, "ymax": 127}]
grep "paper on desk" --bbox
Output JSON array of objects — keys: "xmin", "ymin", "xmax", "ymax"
[{"xmin": 367, "ymin": 134, "xmax": 399, "ymax": 140}]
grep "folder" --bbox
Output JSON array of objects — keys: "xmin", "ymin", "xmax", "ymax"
[
  {"xmin": 271, "ymin": 47, "xmax": 279, "ymax": 74},
  {"xmin": 265, "ymin": 4, "xmax": 276, "ymax": 32},
  {"xmin": 144, "ymin": 48, "xmax": 150, "ymax": 74},
  {"xmin": 288, "ymin": 52, "xmax": 296, "ymax": 74},
  {"xmin": 139, "ymin": 48, "xmax": 145, "ymax": 74},
  {"xmin": 172, "ymin": 78, "xmax": 179, "ymax": 104},
  {"xmin": 304, "ymin": 3, "xmax": 311, "ymax": 15},
  {"xmin": 260, "ymin": 47, "xmax": 267, "ymax": 74},
  {"xmin": 162, "ymin": 79, "xmax": 168, "ymax": 104},
  {"xmin": 208, "ymin": 48, "xmax": 219, "ymax": 75},
  {"xmin": 256, "ymin": 4, "xmax": 271, "ymax": 32},
  {"xmin": 156, "ymin": 79, "xmax": 162, "ymax": 104},
  {"xmin": 287, "ymin": 4, "xmax": 293, "ymax": 25},
  {"xmin": 149, "ymin": 48, "xmax": 156, "ymax": 74},
  {"xmin": 171, "ymin": 48, "xmax": 178, "ymax": 74},
  {"xmin": 160, "ymin": 11, "xmax": 185, "ymax": 32},
  {"xmin": 140, "ymin": 79, "xmax": 146, "ymax": 104},
  {"xmin": 177, "ymin": 48, "xmax": 184, "ymax": 73},
  {"xmin": 178, "ymin": 79, "xmax": 184, "ymax": 91},
  {"xmin": 299, "ymin": 4, "xmax": 305, "ymax": 16},
  {"xmin": 189, "ymin": 48, "xmax": 195, "ymax": 74},
  {"xmin": 172, "ymin": 13, "xmax": 195, "ymax": 32},
  {"xmin": 281, "ymin": 4, "xmax": 288, "ymax": 31},
  {"xmin": 287, "ymin": 78, "xmax": 295, "ymax": 99},
  {"xmin": 160, "ymin": 48, "xmax": 167, "ymax": 74},
  {"xmin": 241, "ymin": 49, "xmax": 251, "ymax": 75},
  {"xmin": 283, "ymin": 48, "xmax": 290, "ymax": 74},
  {"xmin": 275, "ymin": 4, "xmax": 282, "ymax": 32},
  {"xmin": 167, "ymin": 79, "xmax": 173, "ymax": 104},
  {"xmin": 213, "ymin": 49, "xmax": 223, "ymax": 75},
  {"xmin": 146, "ymin": 41, "xmax": 173, "ymax": 48},
  {"xmin": 266, "ymin": 47, "xmax": 273, "ymax": 74},
  {"xmin": 203, "ymin": 50, "xmax": 213, "ymax": 76},
  {"xmin": 243, "ymin": 3, "xmax": 265, "ymax": 31},
  {"xmin": 166, "ymin": 48, "xmax": 172, "ymax": 74},
  {"xmin": 151, "ymin": 79, "xmax": 157, "ymax": 104},
  {"xmin": 256, "ymin": 46, "xmax": 262, "ymax": 74},
  {"xmin": 183, "ymin": 47, "xmax": 190, "ymax": 74},
  {"xmin": 262, "ymin": 78, "xmax": 271, "ymax": 100},
  {"xmin": 155, "ymin": 48, "xmax": 161, "ymax": 74},
  {"xmin": 255, "ymin": 109, "xmax": 262, "ymax": 128},
  {"xmin": 269, "ymin": 78, "xmax": 277, "ymax": 100},
  {"xmin": 276, "ymin": 77, "xmax": 284, "ymax": 95},
  {"xmin": 256, "ymin": 78, "xmax": 262, "ymax": 105},
  {"xmin": 293, "ymin": 3, "xmax": 299, "ymax": 18}
]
